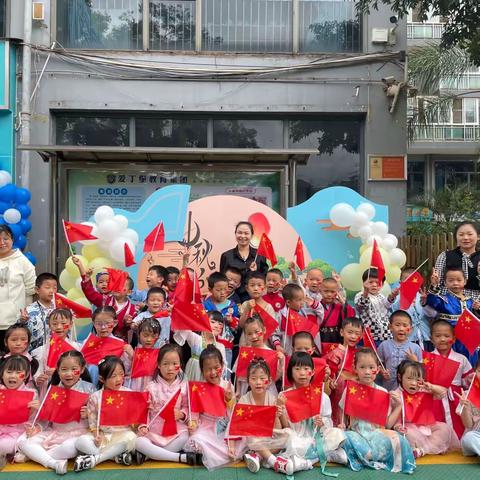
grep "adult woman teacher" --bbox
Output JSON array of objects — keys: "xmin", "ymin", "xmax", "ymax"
[
  {"xmin": 0, "ymin": 225, "xmax": 36, "ymax": 347},
  {"xmin": 219, "ymin": 221, "xmax": 268, "ymax": 302},
  {"xmin": 433, "ymin": 221, "xmax": 480, "ymax": 299}
]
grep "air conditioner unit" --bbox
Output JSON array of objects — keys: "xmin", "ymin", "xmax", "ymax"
[{"xmin": 32, "ymin": 2, "xmax": 45, "ymax": 21}]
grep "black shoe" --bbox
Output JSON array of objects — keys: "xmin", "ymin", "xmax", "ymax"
[
  {"xmin": 185, "ymin": 452, "xmax": 196, "ymax": 466},
  {"xmin": 195, "ymin": 453, "xmax": 203, "ymax": 466},
  {"xmin": 114, "ymin": 452, "xmax": 132, "ymax": 466},
  {"xmin": 135, "ymin": 451, "xmax": 147, "ymax": 465}
]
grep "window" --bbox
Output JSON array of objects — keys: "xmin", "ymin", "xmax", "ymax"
[
  {"xmin": 213, "ymin": 119, "xmax": 284, "ymax": 148},
  {"xmin": 464, "ymin": 98, "xmax": 477, "ymax": 124},
  {"xmin": 434, "ymin": 160, "xmax": 478, "ymax": 190},
  {"xmin": 452, "ymin": 98, "xmax": 463, "ymax": 124},
  {"xmin": 56, "ymin": 0, "xmax": 143, "ymax": 49},
  {"xmin": 0, "ymin": 0, "xmax": 6, "ymax": 38},
  {"xmin": 407, "ymin": 160, "xmax": 424, "ymax": 202}
]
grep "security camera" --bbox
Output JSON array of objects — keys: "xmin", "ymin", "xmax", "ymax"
[
  {"xmin": 389, "ymin": 16, "xmax": 398, "ymax": 24},
  {"xmin": 381, "ymin": 76, "xmax": 396, "ymax": 86}
]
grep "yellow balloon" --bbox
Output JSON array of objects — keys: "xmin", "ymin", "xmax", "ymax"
[
  {"xmin": 88, "ymin": 257, "xmax": 113, "ymax": 272},
  {"xmin": 81, "ymin": 244, "xmax": 104, "ymax": 261},
  {"xmin": 386, "ymin": 265, "xmax": 402, "ymax": 283},
  {"xmin": 65, "ymin": 255, "xmax": 89, "ymax": 277},
  {"xmin": 380, "ymin": 282, "xmax": 392, "ymax": 297},
  {"xmin": 67, "ymin": 287, "xmax": 83, "ymax": 301},
  {"xmin": 359, "ymin": 244, "xmax": 369, "ymax": 256},
  {"xmin": 359, "ymin": 247, "xmax": 390, "ymax": 270},
  {"xmin": 73, "ymin": 297, "xmax": 93, "ymax": 318},
  {"xmin": 59, "ymin": 269, "xmax": 76, "ymax": 291},
  {"xmin": 339, "ymin": 263, "xmax": 364, "ymax": 291}
]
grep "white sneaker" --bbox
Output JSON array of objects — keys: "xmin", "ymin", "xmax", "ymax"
[
  {"xmin": 74, "ymin": 454, "xmax": 97, "ymax": 472},
  {"xmin": 55, "ymin": 459, "xmax": 68, "ymax": 475},
  {"xmin": 292, "ymin": 455, "xmax": 313, "ymax": 472},
  {"xmin": 244, "ymin": 452, "xmax": 261, "ymax": 473},
  {"xmin": 13, "ymin": 452, "xmax": 27, "ymax": 463},
  {"xmin": 327, "ymin": 448, "xmax": 348, "ymax": 465},
  {"xmin": 274, "ymin": 456, "xmax": 294, "ymax": 475}
]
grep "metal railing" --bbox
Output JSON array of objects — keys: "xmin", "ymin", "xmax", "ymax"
[
  {"xmin": 407, "ymin": 22, "xmax": 444, "ymax": 39},
  {"xmin": 413, "ymin": 124, "xmax": 480, "ymax": 142},
  {"xmin": 440, "ymin": 73, "xmax": 480, "ymax": 90}
]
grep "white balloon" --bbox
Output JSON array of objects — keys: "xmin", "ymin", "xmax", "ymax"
[
  {"xmin": 329, "ymin": 203, "xmax": 356, "ymax": 228},
  {"xmin": 94, "ymin": 205, "xmax": 115, "ymax": 224},
  {"xmin": 380, "ymin": 282, "xmax": 392, "ymax": 297},
  {"xmin": 382, "ymin": 233, "xmax": 398, "ymax": 250},
  {"xmin": 3, "ymin": 208, "xmax": 21, "ymax": 224},
  {"xmin": 0, "ymin": 170, "xmax": 12, "ymax": 187},
  {"xmin": 366, "ymin": 235, "xmax": 383, "ymax": 247},
  {"xmin": 371, "ymin": 221, "xmax": 389, "ymax": 237},
  {"xmin": 352, "ymin": 211, "xmax": 370, "ymax": 227},
  {"xmin": 97, "ymin": 240, "xmax": 112, "ymax": 255},
  {"xmin": 79, "ymin": 221, "xmax": 98, "ymax": 245},
  {"xmin": 389, "ymin": 248, "xmax": 407, "ymax": 267},
  {"xmin": 113, "ymin": 215, "xmax": 128, "ymax": 232},
  {"xmin": 96, "ymin": 218, "xmax": 121, "ymax": 242},
  {"xmin": 123, "ymin": 228, "xmax": 139, "ymax": 246},
  {"xmin": 356, "ymin": 202, "xmax": 376, "ymax": 220},
  {"xmin": 358, "ymin": 225, "xmax": 373, "ymax": 240},
  {"xmin": 349, "ymin": 225, "xmax": 360, "ymax": 237},
  {"xmin": 109, "ymin": 238, "xmax": 134, "ymax": 262},
  {"xmin": 75, "ymin": 277, "xmax": 83, "ymax": 290}
]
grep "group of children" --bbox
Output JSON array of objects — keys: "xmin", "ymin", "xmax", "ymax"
[{"xmin": 1, "ymin": 254, "xmax": 480, "ymax": 476}]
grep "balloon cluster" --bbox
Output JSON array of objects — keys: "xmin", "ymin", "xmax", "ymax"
[
  {"xmin": 329, "ymin": 202, "xmax": 407, "ymax": 292},
  {"xmin": 0, "ymin": 170, "xmax": 35, "ymax": 265},
  {"xmin": 59, "ymin": 205, "xmax": 139, "ymax": 303}
]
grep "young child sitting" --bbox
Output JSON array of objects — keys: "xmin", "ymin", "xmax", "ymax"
[{"xmin": 263, "ymin": 268, "xmax": 286, "ymax": 313}]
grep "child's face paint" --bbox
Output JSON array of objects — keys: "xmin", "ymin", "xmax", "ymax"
[
  {"xmin": 58, "ymin": 357, "xmax": 84, "ymax": 388},
  {"xmin": 159, "ymin": 351, "xmax": 182, "ymax": 384}
]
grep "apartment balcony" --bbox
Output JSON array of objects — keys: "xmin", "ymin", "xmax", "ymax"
[
  {"xmin": 407, "ymin": 22, "xmax": 444, "ymax": 40},
  {"xmin": 440, "ymin": 73, "xmax": 480, "ymax": 90}
]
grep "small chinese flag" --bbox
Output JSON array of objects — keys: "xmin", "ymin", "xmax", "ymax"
[
  {"xmin": 171, "ymin": 301, "xmax": 211, "ymax": 332},
  {"xmin": 422, "ymin": 351, "xmax": 460, "ymax": 388},
  {"xmin": 284, "ymin": 384, "xmax": 323, "ymax": 423},
  {"xmin": 106, "ymin": 268, "xmax": 128, "ymax": 293},
  {"xmin": 294, "ymin": 237, "xmax": 306, "ymax": 271},
  {"xmin": 81, "ymin": 333, "xmax": 125, "ymax": 365},
  {"xmin": 143, "ymin": 222, "xmax": 165, "ymax": 253},
  {"xmin": 370, "ymin": 239, "xmax": 385, "ymax": 286},
  {"xmin": 131, "ymin": 348, "xmax": 159, "ymax": 379},
  {"xmin": 321, "ymin": 343, "xmax": 339, "ymax": 355},
  {"xmin": 54, "ymin": 293, "xmax": 92, "ymax": 319},
  {"xmin": 236, "ymin": 347, "xmax": 278, "ymax": 379},
  {"xmin": 400, "ymin": 271, "xmax": 424, "ymax": 310},
  {"xmin": 256, "ymin": 233, "xmax": 277, "ymax": 266},
  {"xmin": 189, "ymin": 381, "xmax": 227, "ymax": 417},
  {"xmin": 362, "ymin": 327, "xmax": 383, "ymax": 366},
  {"xmin": 124, "ymin": 243, "xmax": 136, "ymax": 267},
  {"xmin": 63, "ymin": 220, "xmax": 97, "ymax": 244},
  {"xmin": 252, "ymin": 304, "xmax": 279, "ymax": 339},
  {"xmin": 455, "ymin": 309, "xmax": 480, "ymax": 353},
  {"xmin": 312, "ymin": 357, "xmax": 328, "ymax": 386},
  {"xmin": 174, "ymin": 268, "xmax": 202, "ymax": 304},
  {"xmin": 100, "ymin": 390, "xmax": 149, "ymax": 426},
  {"xmin": 286, "ymin": 310, "xmax": 319, "ymax": 338},
  {"xmin": 229, "ymin": 404, "xmax": 276, "ymax": 437},
  {"xmin": 159, "ymin": 389, "xmax": 181, "ymax": 436},
  {"xmin": 337, "ymin": 346, "xmax": 356, "ymax": 376},
  {"xmin": 402, "ymin": 391, "xmax": 435, "ymax": 426},
  {"xmin": 466, "ymin": 376, "xmax": 480, "ymax": 409},
  {"xmin": 0, "ymin": 390, "xmax": 34, "ymax": 424},
  {"xmin": 46, "ymin": 334, "xmax": 76, "ymax": 368},
  {"xmin": 344, "ymin": 380, "xmax": 389, "ymax": 426},
  {"xmin": 38, "ymin": 386, "xmax": 89, "ymax": 424}
]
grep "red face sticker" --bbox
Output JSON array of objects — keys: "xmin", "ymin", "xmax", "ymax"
[
  {"xmin": 216, "ymin": 367, "xmax": 222, "ymax": 375},
  {"xmin": 307, "ymin": 370, "xmax": 313, "ymax": 376},
  {"xmin": 18, "ymin": 372, "xmax": 25, "ymax": 379},
  {"xmin": 174, "ymin": 365, "xmax": 181, "ymax": 371},
  {"xmin": 73, "ymin": 369, "xmax": 81, "ymax": 376},
  {"xmin": 448, "ymin": 339, "xmax": 454, "ymax": 345},
  {"xmin": 371, "ymin": 369, "xmax": 378, "ymax": 376},
  {"xmin": 63, "ymin": 324, "xmax": 70, "ymax": 330},
  {"xmin": 264, "ymin": 379, "xmax": 269, "ymax": 385},
  {"xmin": 405, "ymin": 327, "xmax": 411, "ymax": 333},
  {"xmin": 307, "ymin": 349, "xmax": 314, "ymax": 356}
]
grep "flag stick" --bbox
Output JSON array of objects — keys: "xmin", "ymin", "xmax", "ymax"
[
  {"xmin": 458, "ymin": 375, "xmax": 475, "ymax": 415},
  {"xmin": 31, "ymin": 384, "xmax": 52, "ymax": 426},
  {"xmin": 336, "ymin": 347, "xmax": 349, "ymax": 381},
  {"xmin": 403, "ymin": 258, "xmax": 429, "ymax": 283},
  {"xmin": 283, "ymin": 308, "xmax": 290, "ymax": 351},
  {"xmin": 62, "ymin": 220, "xmax": 75, "ymax": 258},
  {"xmin": 186, "ymin": 381, "xmax": 192, "ymax": 423},
  {"xmin": 97, "ymin": 389, "xmax": 102, "ymax": 437},
  {"xmin": 192, "ymin": 270, "xmax": 196, "ymax": 304},
  {"xmin": 147, "ymin": 388, "xmax": 180, "ymax": 428}
]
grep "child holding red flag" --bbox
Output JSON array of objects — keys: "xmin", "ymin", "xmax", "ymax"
[
  {"xmin": 390, "ymin": 360, "xmax": 452, "ymax": 458},
  {"xmin": 0, "ymin": 355, "xmax": 38, "ymax": 467},
  {"xmin": 185, "ymin": 345, "xmax": 236, "ymax": 470},
  {"xmin": 19, "ymin": 351, "xmax": 95, "ymax": 474},
  {"xmin": 135, "ymin": 344, "xmax": 194, "ymax": 465},
  {"xmin": 339, "ymin": 348, "xmax": 415, "ymax": 473},
  {"xmin": 263, "ymin": 268, "xmax": 286, "ymax": 313},
  {"xmin": 74, "ymin": 356, "xmax": 138, "ymax": 471}
]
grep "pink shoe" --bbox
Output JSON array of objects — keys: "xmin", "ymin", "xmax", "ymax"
[{"xmin": 274, "ymin": 456, "xmax": 293, "ymax": 475}]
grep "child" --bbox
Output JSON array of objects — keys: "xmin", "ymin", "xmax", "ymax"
[
  {"xmin": 457, "ymin": 357, "xmax": 480, "ymax": 456},
  {"xmin": 224, "ymin": 266, "xmax": 242, "ymax": 305},
  {"xmin": 173, "ymin": 311, "xmax": 227, "ymax": 381},
  {"xmin": 131, "ymin": 288, "xmax": 171, "ymax": 347},
  {"xmin": 355, "ymin": 268, "xmax": 398, "ymax": 343},
  {"xmin": 165, "ymin": 266, "xmax": 180, "ymax": 302},
  {"xmin": 391, "ymin": 360, "xmax": 451, "ymax": 458},
  {"xmin": 185, "ymin": 345, "xmax": 235, "ymax": 470},
  {"xmin": 426, "ymin": 267, "xmax": 479, "ymax": 363},
  {"xmin": 325, "ymin": 317, "xmax": 363, "ymax": 425},
  {"xmin": 0, "ymin": 355, "xmax": 38, "ymax": 467},
  {"xmin": 18, "ymin": 351, "xmax": 95, "ymax": 474},
  {"xmin": 320, "ymin": 277, "xmax": 355, "ymax": 343},
  {"xmin": 73, "ymin": 256, "xmax": 137, "ymax": 342},
  {"xmin": 128, "ymin": 318, "xmax": 161, "ymax": 392},
  {"xmin": 339, "ymin": 348, "xmax": 415, "ymax": 473},
  {"xmin": 291, "ymin": 331, "xmax": 320, "ymax": 356},
  {"xmin": 135, "ymin": 344, "xmax": 194, "ymax": 465},
  {"xmin": 130, "ymin": 265, "xmax": 168, "ymax": 304},
  {"xmin": 74, "ymin": 356, "xmax": 137, "ymax": 471},
  {"xmin": 282, "ymin": 352, "xmax": 347, "ymax": 466},
  {"xmin": 263, "ymin": 268, "xmax": 286, "ymax": 313},
  {"xmin": 94, "ymin": 271, "xmax": 110, "ymax": 295},
  {"xmin": 377, "ymin": 310, "xmax": 422, "ymax": 391},
  {"xmin": 429, "ymin": 319, "xmax": 473, "ymax": 444},
  {"xmin": 24, "ymin": 273, "xmax": 57, "ymax": 351},
  {"xmin": 290, "ymin": 265, "xmax": 324, "ymax": 302},
  {"xmin": 239, "ymin": 358, "xmax": 295, "ymax": 475}
]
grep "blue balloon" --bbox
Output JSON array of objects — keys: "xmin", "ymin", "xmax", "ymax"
[
  {"xmin": 24, "ymin": 252, "xmax": 36, "ymax": 265},
  {"xmin": 9, "ymin": 223, "xmax": 21, "ymax": 239},
  {"xmin": 0, "ymin": 201, "xmax": 9, "ymax": 214},
  {"xmin": 18, "ymin": 219, "xmax": 32, "ymax": 234},
  {"xmin": 14, "ymin": 187, "xmax": 31, "ymax": 205},
  {"xmin": 13, "ymin": 234, "xmax": 27, "ymax": 250},
  {"xmin": 16, "ymin": 204, "xmax": 31, "ymax": 218},
  {"xmin": 0, "ymin": 184, "xmax": 16, "ymax": 203}
]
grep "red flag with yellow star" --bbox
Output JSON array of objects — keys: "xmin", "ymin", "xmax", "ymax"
[
  {"xmin": 286, "ymin": 309, "xmax": 319, "ymax": 338},
  {"xmin": 100, "ymin": 390, "xmax": 149, "ymax": 426},
  {"xmin": 81, "ymin": 333, "xmax": 125, "ymax": 365},
  {"xmin": 344, "ymin": 380, "xmax": 389, "ymax": 425},
  {"xmin": 46, "ymin": 334, "xmax": 76, "ymax": 368},
  {"xmin": 171, "ymin": 301, "xmax": 211, "ymax": 332},
  {"xmin": 54, "ymin": 293, "xmax": 92, "ymax": 319},
  {"xmin": 294, "ymin": 236, "xmax": 306, "ymax": 271},
  {"xmin": 284, "ymin": 384, "xmax": 323, "ymax": 423},
  {"xmin": 143, "ymin": 222, "xmax": 165, "ymax": 253},
  {"xmin": 189, "ymin": 381, "xmax": 227, "ymax": 417},
  {"xmin": 252, "ymin": 303, "xmax": 279, "ymax": 339},
  {"xmin": 159, "ymin": 389, "xmax": 181, "ymax": 436},
  {"xmin": 283, "ymin": 355, "xmax": 327, "ymax": 388},
  {"xmin": 38, "ymin": 386, "xmax": 89, "ymax": 424},
  {"xmin": 402, "ymin": 390, "xmax": 435, "ymax": 426},
  {"xmin": 321, "ymin": 343, "xmax": 339, "ymax": 355},
  {"xmin": 63, "ymin": 220, "xmax": 97, "ymax": 244},
  {"xmin": 131, "ymin": 347, "xmax": 160, "ymax": 379},
  {"xmin": 400, "ymin": 271, "xmax": 423, "ymax": 310},
  {"xmin": 229, "ymin": 404, "xmax": 277, "ymax": 437},
  {"xmin": 106, "ymin": 268, "xmax": 128, "ymax": 293},
  {"xmin": 174, "ymin": 268, "xmax": 202, "ymax": 304},
  {"xmin": 370, "ymin": 239, "xmax": 385, "ymax": 286},
  {"xmin": 236, "ymin": 347, "xmax": 278, "ymax": 379},
  {"xmin": 0, "ymin": 390, "xmax": 34, "ymax": 424},
  {"xmin": 422, "ymin": 351, "xmax": 459, "ymax": 388},
  {"xmin": 466, "ymin": 375, "xmax": 480, "ymax": 409},
  {"xmin": 256, "ymin": 233, "xmax": 277, "ymax": 266},
  {"xmin": 455, "ymin": 309, "xmax": 480, "ymax": 354}
]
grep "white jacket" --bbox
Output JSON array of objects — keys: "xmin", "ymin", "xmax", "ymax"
[{"xmin": 0, "ymin": 249, "xmax": 36, "ymax": 329}]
